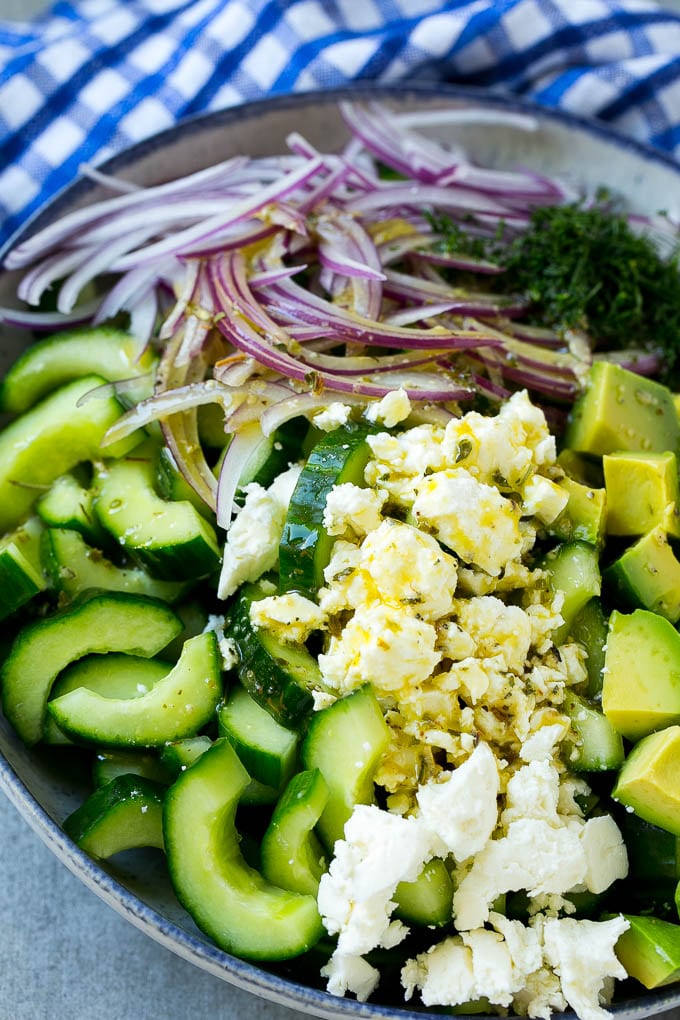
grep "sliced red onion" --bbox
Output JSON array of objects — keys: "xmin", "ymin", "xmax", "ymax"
[
  {"xmin": 57, "ymin": 226, "xmax": 154, "ymax": 313},
  {"xmin": 215, "ymin": 422, "xmax": 269, "ymax": 530},
  {"xmin": 101, "ymin": 379, "xmax": 239, "ymax": 447},
  {"xmin": 0, "ymin": 299, "xmax": 99, "ymax": 329},
  {"xmin": 159, "ymin": 260, "xmax": 201, "ymax": 341}
]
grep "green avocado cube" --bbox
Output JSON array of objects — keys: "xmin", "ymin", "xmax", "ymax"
[
  {"xmin": 602, "ymin": 609, "xmax": 680, "ymax": 741},
  {"xmin": 603, "ymin": 525, "xmax": 680, "ymax": 623},
  {"xmin": 615, "ymin": 915, "xmax": 680, "ymax": 988},
  {"xmin": 564, "ymin": 361, "xmax": 680, "ymax": 458},
  {"xmin": 548, "ymin": 475, "xmax": 607, "ymax": 546},
  {"xmin": 603, "ymin": 451, "xmax": 680, "ymax": 537},
  {"xmin": 613, "ymin": 725, "xmax": 680, "ymax": 835}
]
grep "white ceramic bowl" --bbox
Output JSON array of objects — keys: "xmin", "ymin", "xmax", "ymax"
[{"xmin": 2, "ymin": 85, "xmax": 680, "ymax": 1020}]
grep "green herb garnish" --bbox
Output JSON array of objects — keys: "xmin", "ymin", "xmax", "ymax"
[{"xmin": 431, "ymin": 200, "xmax": 680, "ymax": 385}]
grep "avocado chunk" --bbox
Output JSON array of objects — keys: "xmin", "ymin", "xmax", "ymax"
[
  {"xmin": 548, "ymin": 475, "xmax": 606, "ymax": 546},
  {"xmin": 603, "ymin": 451, "xmax": 680, "ymax": 537},
  {"xmin": 615, "ymin": 915, "xmax": 680, "ymax": 988},
  {"xmin": 564, "ymin": 361, "xmax": 680, "ymax": 457},
  {"xmin": 613, "ymin": 725, "xmax": 680, "ymax": 835},
  {"xmin": 603, "ymin": 525, "xmax": 680, "ymax": 623},
  {"xmin": 603, "ymin": 610, "xmax": 680, "ymax": 741}
]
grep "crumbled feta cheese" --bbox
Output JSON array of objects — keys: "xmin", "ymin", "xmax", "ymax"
[
  {"xmin": 522, "ymin": 474, "xmax": 569, "ymax": 524},
  {"xmin": 217, "ymin": 464, "xmax": 301, "ymax": 599},
  {"xmin": 520, "ymin": 722, "xmax": 569, "ymax": 763},
  {"xmin": 454, "ymin": 595, "xmax": 532, "ymax": 674},
  {"xmin": 321, "ymin": 953, "xmax": 380, "ymax": 1002},
  {"xmin": 249, "ymin": 591, "xmax": 327, "ymax": 643},
  {"xmin": 412, "ymin": 468, "xmax": 523, "ymax": 577},
  {"xmin": 318, "ymin": 602, "xmax": 440, "ymax": 695},
  {"xmin": 313, "ymin": 402, "xmax": 352, "ymax": 431},
  {"xmin": 417, "ymin": 742, "xmax": 499, "ymax": 862},
  {"xmin": 322, "ymin": 482, "xmax": 386, "ymax": 537},
  {"xmin": 541, "ymin": 915, "xmax": 630, "ymax": 1020},
  {"xmin": 359, "ymin": 519, "xmax": 458, "ymax": 620},
  {"xmin": 364, "ymin": 388, "xmax": 412, "ymax": 427},
  {"xmin": 402, "ymin": 938, "xmax": 475, "ymax": 1007},
  {"xmin": 312, "ymin": 689, "xmax": 337, "ymax": 711},
  {"xmin": 202, "ymin": 614, "xmax": 239, "ymax": 670},
  {"xmin": 317, "ymin": 805, "xmax": 434, "ymax": 957},
  {"xmin": 580, "ymin": 814, "xmax": 628, "ymax": 894}
]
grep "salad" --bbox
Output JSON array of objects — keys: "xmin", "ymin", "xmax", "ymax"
[{"xmin": 2, "ymin": 101, "xmax": 680, "ymax": 1020}]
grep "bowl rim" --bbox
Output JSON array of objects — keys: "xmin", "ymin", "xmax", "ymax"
[{"xmin": 3, "ymin": 82, "xmax": 680, "ymax": 1020}]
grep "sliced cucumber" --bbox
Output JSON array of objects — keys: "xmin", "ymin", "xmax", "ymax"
[
  {"xmin": 0, "ymin": 375, "xmax": 140, "ymax": 534},
  {"xmin": 37, "ymin": 472, "xmax": 107, "ymax": 546},
  {"xmin": 156, "ymin": 446, "xmax": 216, "ymax": 521},
  {"xmin": 1, "ymin": 591, "xmax": 182, "ymax": 745},
  {"xmin": 394, "ymin": 858, "xmax": 454, "ymax": 927},
  {"xmin": 63, "ymin": 774, "xmax": 165, "ymax": 859},
  {"xmin": 301, "ymin": 684, "xmax": 390, "ymax": 848},
  {"xmin": 227, "ymin": 580, "xmax": 324, "ymax": 728},
  {"xmin": 279, "ymin": 421, "xmax": 376, "ymax": 596},
  {"xmin": 163, "ymin": 737, "xmax": 324, "ymax": 960},
  {"xmin": 0, "ymin": 326, "xmax": 156, "ymax": 414},
  {"xmin": 43, "ymin": 527, "xmax": 188, "ymax": 603},
  {"xmin": 94, "ymin": 442, "xmax": 220, "ymax": 581},
  {"xmin": 218, "ymin": 683, "xmax": 298, "ymax": 790},
  {"xmin": 48, "ymin": 632, "xmax": 222, "ymax": 747},
  {"xmin": 93, "ymin": 749, "xmax": 172, "ymax": 788},
  {"xmin": 160, "ymin": 735, "xmax": 213, "ymax": 777},
  {"xmin": 0, "ymin": 516, "xmax": 48, "ymax": 621},
  {"xmin": 544, "ymin": 541, "xmax": 601, "ymax": 645},
  {"xmin": 568, "ymin": 598, "xmax": 608, "ymax": 699},
  {"xmin": 260, "ymin": 769, "xmax": 328, "ymax": 896},
  {"xmin": 561, "ymin": 691, "xmax": 625, "ymax": 771}
]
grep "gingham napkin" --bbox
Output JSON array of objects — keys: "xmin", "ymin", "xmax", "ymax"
[{"xmin": 1, "ymin": 0, "xmax": 679, "ymax": 252}]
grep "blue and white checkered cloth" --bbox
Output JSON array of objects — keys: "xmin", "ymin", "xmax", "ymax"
[{"xmin": 1, "ymin": 0, "xmax": 680, "ymax": 251}]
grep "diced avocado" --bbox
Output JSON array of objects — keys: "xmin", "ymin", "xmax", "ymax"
[
  {"xmin": 543, "ymin": 541, "xmax": 601, "ymax": 645},
  {"xmin": 568, "ymin": 598, "xmax": 608, "ymax": 698},
  {"xmin": 561, "ymin": 691, "xmax": 624, "ymax": 771},
  {"xmin": 564, "ymin": 361, "xmax": 680, "ymax": 458},
  {"xmin": 603, "ymin": 525, "xmax": 680, "ymax": 623},
  {"xmin": 603, "ymin": 451, "xmax": 680, "ymax": 537},
  {"xmin": 548, "ymin": 475, "xmax": 606, "ymax": 546},
  {"xmin": 603, "ymin": 610, "xmax": 680, "ymax": 741},
  {"xmin": 613, "ymin": 725, "xmax": 680, "ymax": 834},
  {"xmin": 615, "ymin": 915, "xmax": 680, "ymax": 988}
]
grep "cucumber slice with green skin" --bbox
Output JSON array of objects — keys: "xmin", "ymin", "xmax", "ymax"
[
  {"xmin": 227, "ymin": 580, "xmax": 324, "ymax": 728},
  {"xmin": 0, "ymin": 375, "xmax": 140, "ymax": 535},
  {"xmin": 260, "ymin": 768, "xmax": 328, "ymax": 896},
  {"xmin": 543, "ymin": 540, "xmax": 601, "ymax": 645},
  {"xmin": 301, "ymin": 684, "xmax": 390, "ymax": 849},
  {"xmin": 618, "ymin": 813, "xmax": 680, "ymax": 881},
  {"xmin": 163, "ymin": 737, "xmax": 324, "ymax": 961},
  {"xmin": 37, "ymin": 472, "xmax": 108, "ymax": 546},
  {"xmin": 0, "ymin": 516, "xmax": 48, "ymax": 621},
  {"xmin": 157, "ymin": 446, "xmax": 216, "ymax": 522},
  {"xmin": 63, "ymin": 774, "xmax": 166, "ymax": 859},
  {"xmin": 48, "ymin": 632, "xmax": 222, "ymax": 747},
  {"xmin": 217, "ymin": 683, "xmax": 298, "ymax": 790},
  {"xmin": 93, "ymin": 750, "xmax": 172, "ymax": 788},
  {"xmin": 94, "ymin": 442, "xmax": 221, "ymax": 581},
  {"xmin": 0, "ymin": 327, "xmax": 157, "ymax": 415},
  {"xmin": 1, "ymin": 591, "xmax": 182, "ymax": 746},
  {"xmin": 568, "ymin": 597, "xmax": 608, "ymax": 699},
  {"xmin": 394, "ymin": 858, "xmax": 454, "ymax": 927},
  {"xmin": 561, "ymin": 691, "xmax": 624, "ymax": 771},
  {"xmin": 160, "ymin": 735, "xmax": 213, "ymax": 777},
  {"xmin": 43, "ymin": 527, "xmax": 188, "ymax": 604},
  {"xmin": 279, "ymin": 421, "xmax": 376, "ymax": 596}
]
